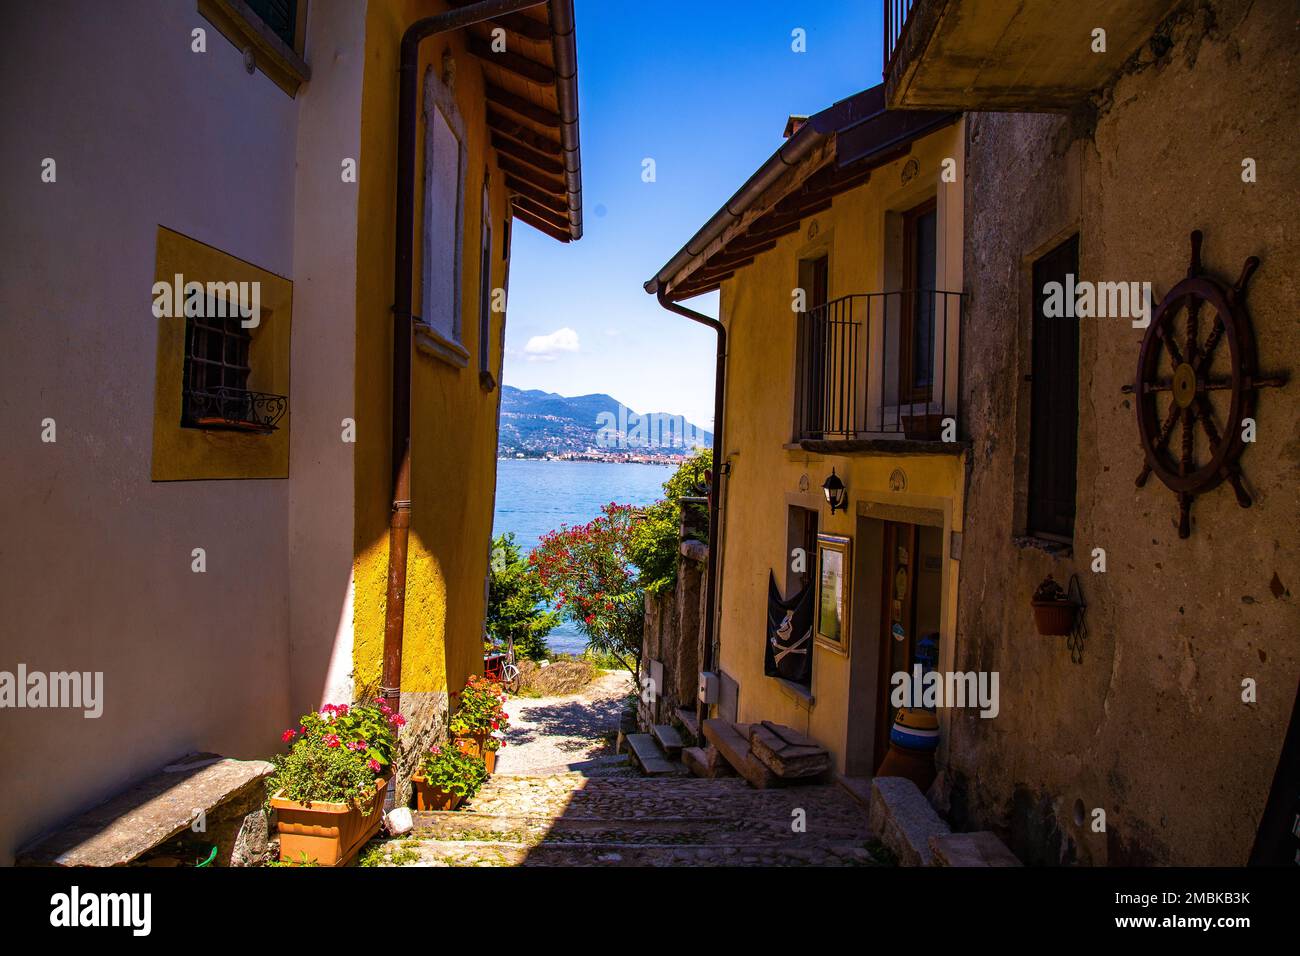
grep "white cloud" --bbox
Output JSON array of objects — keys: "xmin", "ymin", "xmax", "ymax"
[{"xmin": 523, "ymin": 326, "xmax": 580, "ymax": 362}]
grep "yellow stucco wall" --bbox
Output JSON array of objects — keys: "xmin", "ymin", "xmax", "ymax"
[
  {"xmin": 150, "ymin": 226, "xmax": 292, "ymax": 480},
  {"xmin": 712, "ymin": 121, "xmax": 968, "ymax": 775},
  {"xmin": 352, "ymin": 1, "xmax": 510, "ymax": 707}
]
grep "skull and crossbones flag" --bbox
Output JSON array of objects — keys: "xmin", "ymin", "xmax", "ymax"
[{"xmin": 764, "ymin": 571, "xmax": 813, "ymax": 684}]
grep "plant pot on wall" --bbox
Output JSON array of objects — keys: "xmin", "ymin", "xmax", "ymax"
[
  {"xmin": 410, "ymin": 775, "xmax": 463, "ymax": 812},
  {"xmin": 1031, "ymin": 575, "xmax": 1079, "ymax": 636},
  {"xmin": 270, "ymin": 775, "xmax": 389, "ymax": 866}
]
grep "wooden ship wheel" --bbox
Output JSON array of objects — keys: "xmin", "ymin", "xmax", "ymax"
[{"xmin": 1124, "ymin": 230, "xmax": 1286, "ymax": 538}]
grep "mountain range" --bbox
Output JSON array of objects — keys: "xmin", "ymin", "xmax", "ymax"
[{"xmin": 498, "ymin": 385, "xmax": 712, "ymax": 458}]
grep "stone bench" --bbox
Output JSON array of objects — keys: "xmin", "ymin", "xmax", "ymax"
[
  {"xmin": 868, "ymin": 776, "xmax": 950, "ymax": 866},
  {"xmin": 17, "ymin": 753, "xmax": 273, "ymax": 867},
  {"xmin": 930, "ymin": 831, "xmax": 1022, "ymax": 866}
]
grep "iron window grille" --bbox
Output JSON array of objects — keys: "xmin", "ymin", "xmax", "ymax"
[{"xmin": 181, "ymin": 310, "xmax": 286, "ymax": 433}]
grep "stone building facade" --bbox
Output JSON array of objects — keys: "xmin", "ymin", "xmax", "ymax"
[{"xmin": 890, "ymin": 0, "xmax": 1299, "ymax": 865}]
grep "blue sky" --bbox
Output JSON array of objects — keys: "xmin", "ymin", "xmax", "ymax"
[{"xmin": 502, "ymin": 0, "xmax": 884, "ymax": 428}]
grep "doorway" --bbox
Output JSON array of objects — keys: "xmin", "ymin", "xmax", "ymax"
[{"xmin": 873, "ymin": 521, "xmax": 943, "ymax": 769}]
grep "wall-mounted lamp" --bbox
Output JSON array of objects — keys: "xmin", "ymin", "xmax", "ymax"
[{"xmin": 822, "ymin": 468, "xmax": 847, "ymax": 514}]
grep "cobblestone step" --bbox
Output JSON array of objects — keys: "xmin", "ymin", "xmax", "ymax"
[
  {"xmin": 405, "ymin": 838, "xmax": 882, "ymax": 867},
  {"xmin": 386, "ymin": 766, "xmax": 879, "ymax": 867},
  {"xmin": 413, "ymin": 810, "xmax": 868, "ymax": 845}
]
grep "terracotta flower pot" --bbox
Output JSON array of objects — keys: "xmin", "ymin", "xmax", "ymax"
[
  {"xmin": 483, "ymin": 749, "xmax": 496, "ymax": 774},
  {"xmin": 410, "ymin": 774, "xmax": 463, "ymax": 812},
  {"xmin": 1032, "ymin": 600, "xmax": 1077, "ymax": 636},
  {"xmin": 270, "ymin": 775, "xmax": 389, "ymax": 866},
  {"xmin": 876, "ymin": 742, "xmax": 937, "ymax": 792},
  {"xmin": 454, "ymin": 731, "xmax": 489, "ymax": 759}
]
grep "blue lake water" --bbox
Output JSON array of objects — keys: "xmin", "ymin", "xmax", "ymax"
[{"xmin": 492, "ymin": 459, "xmax": 675, "ymax": 656}]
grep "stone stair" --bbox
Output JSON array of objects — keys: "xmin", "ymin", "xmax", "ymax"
[
  {"xmin": 379, "ymin": 770, "xmax": 883, "ymax": 867},
  {"xmin": 624, "ymin": 732, "xmax": 689, "ymax": 776}
]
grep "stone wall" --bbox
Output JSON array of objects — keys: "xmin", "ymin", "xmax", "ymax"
[
  {"xmin": 944, "ymin": 0, "xmax": 1300, "ymax": 865},
  {"xmin": 639, "ymin": 544, "xmax": 708, "ymax": 734}
]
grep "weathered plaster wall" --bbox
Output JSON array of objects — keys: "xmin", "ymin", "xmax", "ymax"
[
  {"xmin": 712, "ymin": 121, "xmax": 967, "ymax": 776},
  {"xmin": 948, "ymin": 0, "xmax": 1299, "ymax": 865},
  {"xmin": 640, "ymin": 552, "xmax": 707, "ymax": 731},
  {"xmin": 0, "ymin": 1, "xmax": 303, "ymax": 863},
  {"xmin": 352, "ymin": 1, "xmax": 514, "ymax": 792}
]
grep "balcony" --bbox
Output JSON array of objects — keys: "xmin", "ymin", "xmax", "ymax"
[
  {"xmin": 884, "ymin": 0, "xmax": 1183, "ymax": 111},
  {"xmin": 794, "ymin": 291, "xmax": 963, "ymax": 450}
]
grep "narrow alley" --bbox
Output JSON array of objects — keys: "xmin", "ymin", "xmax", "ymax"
[{"xmin": 366, "ymin": 673, "xmax": 882, "ymax": 867}]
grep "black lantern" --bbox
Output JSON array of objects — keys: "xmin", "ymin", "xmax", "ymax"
[{"xmin": 822, "ymin": 468, "xmax": 847, "ymax": 514}]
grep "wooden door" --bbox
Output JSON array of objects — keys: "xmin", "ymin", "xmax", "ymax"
[
  {"xmin": 796, "ymin": 254, "xmax": 831, "ymax": 436},
  {"xmin": 899, "ymin": 199, "xmax": 937, "ymax": 404},
  {"xmin": 874, "ymin": 521, "xmax": 918, "ymax": 769}
]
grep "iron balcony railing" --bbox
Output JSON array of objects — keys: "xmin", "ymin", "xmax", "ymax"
[
  {"xmin": 884, "ymin": 0, "xmax": 919, "ymax": 78},
  {"xmin": 183, "ymin": 385, "xmax": 288, "ymax": 433},
  {"xmin": 795, "ymin": 290, "xmax": 963, "ymax": 442}
]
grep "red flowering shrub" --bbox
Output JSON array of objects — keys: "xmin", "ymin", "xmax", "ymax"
[{"xmin": 529, "ymin": 502, "xmax": 644, "ymax": 676}]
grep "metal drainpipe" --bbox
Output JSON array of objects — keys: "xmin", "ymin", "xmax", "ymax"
[
  {"xmin": 655, "ymin": 289, "xmax": 726, "ymax": 731},
  {"xmin": 384, "ymin": 0, "xmax": 551, "ymax": 810}
]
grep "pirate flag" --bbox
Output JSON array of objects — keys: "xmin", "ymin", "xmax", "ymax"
[{"xmin": 765, "ymin": 571, "xmax": 813, "ymax": 684}]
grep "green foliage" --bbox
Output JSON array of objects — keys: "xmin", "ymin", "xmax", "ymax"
[
  {"xmin": 358, "ymin": 838, "xmax": 420, "ymax": 867},
  {"xmin": 627, "ymin": 449, "xmax": 713, "ymax": 595},
  {"xmin": 267, "ymin": 700, "xmax": 405, "ymax": 810},
  {"xmin": 265, "ymin": 737, "xmax": 379, "ymax": 811},
  {"xmin": 420, "ymin": 745, "xmax": 489, "ymax": 799},
  {"xmin": 487, "ymin": 532, "xmax": 560, "ymax": 661},
  {"xmin": 294, "ymin": 700, "xmax": 403, "ymax": 775},
  {"xmin": 449, "ymin": 675, "xmax": 510, "ymax": 736}
]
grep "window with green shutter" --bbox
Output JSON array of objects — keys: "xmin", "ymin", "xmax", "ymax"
[{"xmin": 244, "ymin": 0, "xmax": 298, "ymax": 50}]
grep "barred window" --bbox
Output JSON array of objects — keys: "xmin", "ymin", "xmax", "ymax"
[{"xmin": 181, "ymin": 310, "xmax": 251, "ymax": 428}]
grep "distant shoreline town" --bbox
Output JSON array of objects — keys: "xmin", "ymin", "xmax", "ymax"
[
  {"xmin": 499, "ymin": 449, "xmax": 695, "ymax": 465},
  {"xmin": 497, "ymin": 384, "xmax": 711, "ymax": 463}
]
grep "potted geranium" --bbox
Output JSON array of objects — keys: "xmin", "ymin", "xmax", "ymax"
[
  {"xmin": 450, "ymin": 675, "xmax": 509, "ymax": 766},
  {"xmin": 1031, "ymin": 575, "xmax": 1078, "ymax": 636},
  {"xmin": 410, "ymin": 744, "xmax": 488, "ymax": 811},
  {"xmin": 267, "ymin": 698, "xmax": 406, "ymax": 866},
  {"xmin": 481, "ymin": 731, "xmax": 505, "ymax": 774}
]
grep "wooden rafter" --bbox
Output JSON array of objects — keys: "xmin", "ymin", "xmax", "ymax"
[
  {"xmin": 505, "ymin": 175, "xmax": 568, "ymax": 217},
  {"xmin": 485, "ymin": 84, "xmax": 561, "ymax": 129},
  {"xmin": 512, "ymin": 202, "xmax": 571, "ymax": 243},
  {"xmin": 467, "ymin": 35, "xmax": 554, "ymax": 85},
  {"xmin": 497, "ymin": 154, "xmax": 566, "ymax": 197},
  {"xmin": 486, "ymin": 108, "xmax": 562, "ymax": 155},
  {"xmin": 491, "ymin": 132, "xmax": 564, "ymax": 177},
  {"xmin": 443, "ymin": 0, "xmax": 551, "ymax": 41}
]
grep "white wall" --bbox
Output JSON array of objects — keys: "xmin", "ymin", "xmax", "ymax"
[
  {"xmin": 287, "ymin": 1, "xmax": 367, "ymax": 718},
  {"xmin": 0, "ymin": 0, "xmax": 359, "ymax": 863}
]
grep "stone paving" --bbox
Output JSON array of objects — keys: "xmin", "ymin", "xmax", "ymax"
[
  {"xmin": 493, "ymin": 670, "xmax": 633, "ymax": 774},
  {"xmin": 378, "ymin": 771, "xmax": 883, "ymax": 867},
  {"xmin": 359, "ymin": 673, "xmax": 884, "ymax": 867}
]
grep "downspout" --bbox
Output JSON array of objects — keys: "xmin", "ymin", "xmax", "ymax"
[
  {"xmin": 385, "ymin": 0, "xmax": 551, "ymax": 810},
  {"xmin": 655, "ymin": 289, "xmax": 725, "ymax": 731}
]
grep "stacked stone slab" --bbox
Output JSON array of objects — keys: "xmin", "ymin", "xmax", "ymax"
[{"xmin": 749, "ymin": 721, "xmax": 831, "ymax": 779}]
